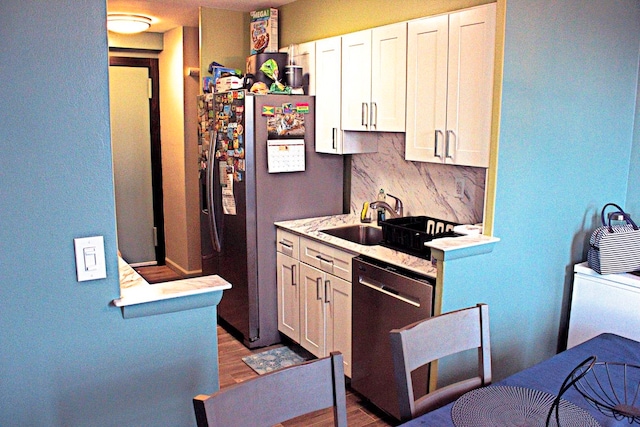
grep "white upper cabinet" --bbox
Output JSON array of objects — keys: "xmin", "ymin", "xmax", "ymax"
[
  {"xmin": 315, "ymin": 36, "xmax": 343, "ymax": 154},
  {"xmin": 405, "ymin": 4, "xmax": 496, "ymax": 167},
  {"xmin": 341, "ymin": 22, "xmax": 407, "ymax": 132},
  {"xmin": 371, "ymin": 23, "xmax": 407, "ymax": 132}
]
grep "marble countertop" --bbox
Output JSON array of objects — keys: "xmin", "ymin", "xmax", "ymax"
[
  {"xmin": 275, "ymin": 214, "xmax": 438, "ymax": 278},
  {"xmin": 275, "ymin": 214, "xmax": 500, "ymax": 277},
  {"xmin": 113, "ymin": 257, "xmax": 231, "ymax": 308}
]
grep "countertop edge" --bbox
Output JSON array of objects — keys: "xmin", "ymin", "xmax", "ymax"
[
  {"xmin": 112, "ymin": 280, "xmax": 232, "ymax": 307},
  {"xmin": 113, "ymin": 257, "xmax": 232, "ymax": 311},
  {"xmin": 426, "ymin": 235, "xmax": 500, "ymax": 261}
]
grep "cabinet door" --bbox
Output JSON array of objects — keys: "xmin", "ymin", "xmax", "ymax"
[
  {"xmin": 276, "ymin": 252, "xmax": 300, "ymax": 341},
  {"xmin": 293, "ymin": 41, "xmax": 316, "ymax": 96},
  {"xmin": 326, "ymin": 274, "xmax": 352, "ymax": 377},
  {"xmin": 341, "ymin": 30, "xmax": 372, "ymax": 131},
  {"xmin": 405, "ymin": 14, "xmax": 449, "ymax": 162},
  {"xmin": 371, "ymin": 22, "xmax": 407, "ymax": 132},
  {"xmin": 299, "ymin": 263, "xmax": 326, "ymax": 357},
  {"xmin": 315, "ymin": 37, "xmax": 342, "ymax": 154},
  {"xmin": 446, "ymin": 4, "xmax": 496, "ymax": 167}
]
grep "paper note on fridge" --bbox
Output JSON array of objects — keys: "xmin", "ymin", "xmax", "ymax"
[{"xmin": 222, "ymin": 172, "xmax": 237, "ymax": 215}]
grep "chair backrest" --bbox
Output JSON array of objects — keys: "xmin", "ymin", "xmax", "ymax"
[
  {"xmin": 389, "ymin": 303, "xmax": 491, "ymax": 421},
  {"xmin": 193, "ymin": 351, "xmax": 348, "ymax": 427}
]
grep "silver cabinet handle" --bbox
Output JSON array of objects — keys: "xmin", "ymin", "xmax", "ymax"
[
  {"xmin": 316, "ymin": 255, "xmax": 333, "ymax": 265},
  {"xmin": 332, "ymin": 127, "xmax": 337, "ymax": 150},
  {"xmin": 446, "ymin": 130, "xmax": 456, "ymax": 159},
  {"xmin": 278, "ymin": 240, "xmax": 292, "ymax": 248},
  {"xmin": 357, "ymin": 276, "xmax": 421, "ymax": 307},
  {"xmin": 278, "ymin": 240, "xmax": 293, "ymax": 256},
  {"xmin": 435, "ymin": 130, "xmax": 444, "ymax": 158},
  {"xmin": 371, "ymin": 102, "xmax": 377, "ymax": 128},
  {"xmin": 316, "ymin": 277, "xmax": 323, "ymax": 300},
  {"xmin": 291, "ymin": 264, "xmax": 297, "ymax": 287},
  {"xmin": 361, "ymin": 102, "xmax": 369, "ymax": 127},
  {"xmin": 325, "ymin": 280, "xmax": 331, "ymax": 303}
]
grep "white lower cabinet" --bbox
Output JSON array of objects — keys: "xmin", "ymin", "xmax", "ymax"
[
  {"xmin": 276, "ymin": 252, "xmax": 300, "ymax": 340},
  {"xmin": 276, "ymin": 228, "xmax": 354, "ymax": 377}
]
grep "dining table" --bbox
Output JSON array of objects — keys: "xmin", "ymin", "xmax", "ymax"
[{"xmin": 399, "ymin": 333, "xmax": 640, "ymax": 426}]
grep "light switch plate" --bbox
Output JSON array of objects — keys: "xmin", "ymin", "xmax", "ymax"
[{"xmin": 74, "ymin": 236, "xmax": 107, "ymax": 281}]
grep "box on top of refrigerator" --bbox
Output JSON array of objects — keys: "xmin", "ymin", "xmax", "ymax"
[{"xmin": 250, "ymin": 8, "xmax": 278, "ymax": 55}]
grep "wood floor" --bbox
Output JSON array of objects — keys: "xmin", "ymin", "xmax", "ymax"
[
  {"xmin": 138, "ymin": 265, "xmax": 398, "ymax": 425},
  {"xmin": 217, "ymin": 325, "xmax": 398, "ymax": 427}
]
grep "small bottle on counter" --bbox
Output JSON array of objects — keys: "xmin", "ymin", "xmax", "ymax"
[{"xmin": 377, "ymin": 188, "xmax": 386, "ymax": 224}]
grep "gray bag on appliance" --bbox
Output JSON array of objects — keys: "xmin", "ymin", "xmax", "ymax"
[{"xmin": 587, "ymin": 203, "xmax": 640, "ymax": 274}]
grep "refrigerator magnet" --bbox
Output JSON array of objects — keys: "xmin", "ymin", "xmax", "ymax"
[
  {"xmin": 296, "ymin": 103, "xmax": 309, "ymax": 114},
  {"xmin": 262, "ymin": 105, "xmax": 275, "ymax": 116}
]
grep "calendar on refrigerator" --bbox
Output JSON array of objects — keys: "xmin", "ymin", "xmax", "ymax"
[{"xmin": 267, "ymin": 139, "xmax": 305, "ymax": 173}]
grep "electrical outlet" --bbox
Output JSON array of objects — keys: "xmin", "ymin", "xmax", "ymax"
[{"xmin": 455, "ymin": 178, "xmax": 465, "ymax": 198}]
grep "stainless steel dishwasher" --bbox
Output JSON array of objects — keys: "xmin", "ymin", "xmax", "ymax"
[{"xmin": 351, "ymin": 255, "xmax": 435, "ymax": 420}]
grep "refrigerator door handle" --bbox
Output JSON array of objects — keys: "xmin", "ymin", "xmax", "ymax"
[{"xmin": 206, "ymin": 133, "xmax": 222, "ymax": 252}]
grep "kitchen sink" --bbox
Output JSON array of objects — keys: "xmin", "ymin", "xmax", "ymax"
[{"xmin": 319, "ymin": 225, "xmax": 383, "ymax": 246}]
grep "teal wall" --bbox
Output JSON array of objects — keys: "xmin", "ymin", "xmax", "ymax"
[
  {"xmin": 1, "ymin": 0, "xmax": 639, "ymax": 423},
  {"xmin": 628, "ymin": 54, "xmax": 640, "ymax": 216},
  {"xmin": 0, "ymin": 1, "xmax": 220, "ymax": 425},
  {"xmin": 442, "ymin": 0, "xmax": 640, "ymax": 379}
]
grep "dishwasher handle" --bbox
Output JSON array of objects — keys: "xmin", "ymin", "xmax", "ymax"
[{"xmin": 357, "ymin": 276, "xmax": 421, "ymax": 307}]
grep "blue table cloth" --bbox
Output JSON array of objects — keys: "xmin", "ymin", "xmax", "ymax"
[{"xmin": 400, "ymin": 333, "xmax": 640, "ymax": 426}]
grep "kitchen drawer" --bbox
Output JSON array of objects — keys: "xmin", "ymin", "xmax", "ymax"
[
  {"xmin": 276, "ymin": 228, "xmax": 299, "ymax": 259},
  {"xmin": 300, "ymin": 236, "xmax": 355, "ymax": 281}
]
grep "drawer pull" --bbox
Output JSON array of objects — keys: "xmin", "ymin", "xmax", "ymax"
[
  {"xmin": 291, "ymin": 264, "xmax": 296, "ymax": 286},
  {"xmin": 316, "ymin": 255, "xmax": 333, "ymax": 265},
  {"xmin": 279, "ymin": 240, "xmax": 293, "ymax": 249}
]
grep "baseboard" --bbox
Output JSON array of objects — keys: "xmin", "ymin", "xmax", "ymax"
[
  {"xmin": 164, "ymin": 257, "xmax": 202, "ymax": 277},
  {"xmin": 129, "ymin": 261, "xmax": 158, "ymax": 268}
]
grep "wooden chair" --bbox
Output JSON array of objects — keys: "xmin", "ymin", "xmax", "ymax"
[
  {"xmin": 389, "ymin": 303, "xmax": 491, "ymax": 421},
  {"xmin": 193, "ymin": 351, "xmax": 348, "ymax": 427}
]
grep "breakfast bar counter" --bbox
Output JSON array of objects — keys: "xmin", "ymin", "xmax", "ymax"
[{"xmin": 112, "ymin": 257, "xmax": 231, "ymax": 318}]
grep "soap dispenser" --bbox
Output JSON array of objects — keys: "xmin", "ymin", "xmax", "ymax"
[{"xmin": 376, "ymin": 188, "xmax": 386, "ymax": 224}]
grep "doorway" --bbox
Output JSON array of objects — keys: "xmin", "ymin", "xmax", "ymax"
[{"xmin": 109, "ymin": 57, "xmax": 165, "ymax": 266}]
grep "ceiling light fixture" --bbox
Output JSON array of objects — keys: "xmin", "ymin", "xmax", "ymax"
[{"xmin": 107, "ymin": 14, "xmax": 152, "ymax": 34}]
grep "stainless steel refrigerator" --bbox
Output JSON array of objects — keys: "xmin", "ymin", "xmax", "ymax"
[{"xmin": 198, "ymin": 90, "xmax": 344, "ymax": 348}]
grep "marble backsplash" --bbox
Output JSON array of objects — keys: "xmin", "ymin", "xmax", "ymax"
[{"xmin": 349, "ymin": 132, "xmax": 486, "ymax": 225}]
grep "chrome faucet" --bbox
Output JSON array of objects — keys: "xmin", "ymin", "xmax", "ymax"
[{"xmin": 370, "ymin": 194, "xmax": 403, "ymax": 218}]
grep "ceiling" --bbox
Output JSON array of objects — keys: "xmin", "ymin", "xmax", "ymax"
[{"xmin": 107, "ymin": 0, "xmax": 297, "ymax": 33}]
